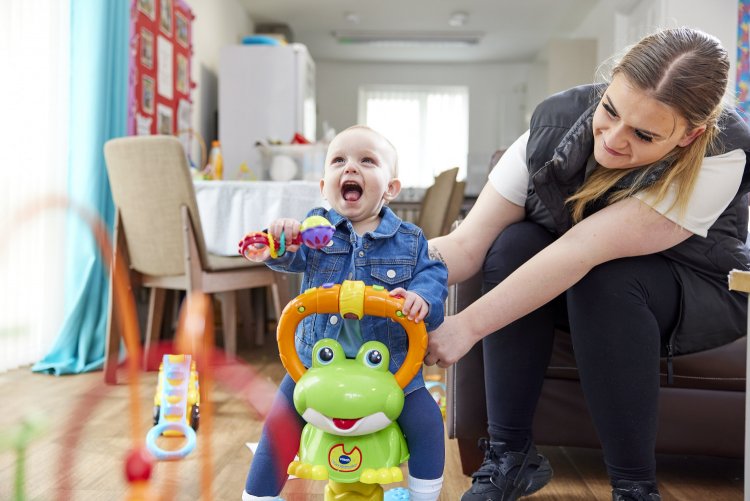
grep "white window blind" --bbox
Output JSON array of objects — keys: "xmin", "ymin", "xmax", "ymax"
[
  {"xmin": 0, "ymin": 0, "xmax": 70, "ymax": 372},
  {"xmin": 358, "ymin": 85, "xmax": 468, "ymax": 188}
]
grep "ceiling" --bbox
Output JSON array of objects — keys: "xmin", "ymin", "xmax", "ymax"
[{"xmin": 237, "ymin": 0, "xmax": 640, "ymax": 64}]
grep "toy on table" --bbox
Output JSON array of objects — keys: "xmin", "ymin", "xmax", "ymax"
[
  {"xmin": 238, "ymin": 215, "xmax": 335, "ymax": 261},
  {"xmin": 276, "ymin": 280, "xmax": 428, "ymax": 501},
  {"xmin": 145, "ymin": 354, "xmax": 200, "ymax": 461}
]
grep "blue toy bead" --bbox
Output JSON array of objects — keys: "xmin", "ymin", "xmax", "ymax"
[{"xmin": 384, "ymin": 487, "xmax": 410, "ymax": 501}]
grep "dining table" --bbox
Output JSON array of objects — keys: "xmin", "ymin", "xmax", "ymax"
[
  {"xmin": 193, "ymin": 180, "xmax": 328, "ymax": 344},
  {"xmin": 194, "ymin": 179, "xmax": 328, "ymax": 256}
]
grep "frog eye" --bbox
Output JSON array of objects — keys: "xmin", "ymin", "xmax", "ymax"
[
  {"xmin": 364, "ymin": 349, "xmax": 384, "ymax": 368},
  {"xmin": 316, "ymin": 346, "xmax": 336, "ymax": 365}
]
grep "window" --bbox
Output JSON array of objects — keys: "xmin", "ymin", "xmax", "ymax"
[
  {"xmin": 358, "ymin": 85, "xmax": 468, "ymax": 188},
  {"xmin": 0, "ymin": 0, "xmax": 69, "ymax": 372}
]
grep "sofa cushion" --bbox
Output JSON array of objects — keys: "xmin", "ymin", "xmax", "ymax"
[{"xmin": 547, "ymin": 330, "xmax": 746, "ymax": 391}]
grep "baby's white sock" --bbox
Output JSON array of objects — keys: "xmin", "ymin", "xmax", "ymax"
[
  {"xmin": 408, "ymin": 474, "xmax": 444, "ymax": 501},
  {"xmin": 241, "ymin": 491, "xmax": 282, "ymax": 501}
]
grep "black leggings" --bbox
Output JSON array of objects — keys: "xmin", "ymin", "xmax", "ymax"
[{"xmin": 481, "ymin": 221, "xmax": 679, "ymax": 483}]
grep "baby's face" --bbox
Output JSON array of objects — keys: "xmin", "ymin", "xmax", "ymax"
[{"xmin": 320, "ymin": 128, "xmax": 400, "ymax": 223}]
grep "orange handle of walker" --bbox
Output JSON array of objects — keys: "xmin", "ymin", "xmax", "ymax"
[{"xmin": 276, "ymin": 281, "xmax": 428, "ymax": 389}]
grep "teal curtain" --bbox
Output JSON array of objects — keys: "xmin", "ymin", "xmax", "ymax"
[{"xmin": 33, "ymin": 0, "xmax": 129, "ymax": 375}]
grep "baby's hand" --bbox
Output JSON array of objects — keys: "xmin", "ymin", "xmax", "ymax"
[
  {"xmin": 268, "ymin": 218, "xmax": 302, "ymax": 254},
  {"xmin": 389, "ymin": 288, "xmax": 428, "ymax": 323}
]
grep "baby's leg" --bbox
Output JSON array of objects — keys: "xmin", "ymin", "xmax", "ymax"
[
  {"xmin": 397, "ymin": 387, "xmax": 445, "ymax": 501},
  {"xmin": 243, "ymin": 374, "xmax": 304, "ymax": 500}
]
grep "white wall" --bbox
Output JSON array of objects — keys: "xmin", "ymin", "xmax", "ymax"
[
  {"xmin": 547, "ymin": 38, "xmax": 598, "ymax": 96},
  {"xmin": 597, "ymin": 0, "xmax": 738, "ymax": 102},
  {"xmin": 189, "ymin": 0, "xmax": 739, "ymax": 192},
  {"xmin": 189, "ymin": 0, "xmax": 253, "ymax": 159},
  {"xmin": 316, "ymin": 61, "xmax": 531, "ymax": 195}
]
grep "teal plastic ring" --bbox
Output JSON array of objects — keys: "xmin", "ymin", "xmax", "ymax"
[
  {"xmin": 145, "ymin": 421, "xmax": 196, "ymax": 461},
  {"xmin": 278, "ymin": 231, "xmax": 286, "ymax": 256}
]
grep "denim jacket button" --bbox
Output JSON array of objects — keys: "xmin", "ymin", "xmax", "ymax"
[
  {"xmin": 358, "ymin": 251, "xmax": 365, "ymax": 257},
  {"xmin": 386, "ymin": 269, "xmax": 396, "ymax": 278},
  {"xmin": 329, "ymin": 315, "xmax": 339, "ymax": 325}
]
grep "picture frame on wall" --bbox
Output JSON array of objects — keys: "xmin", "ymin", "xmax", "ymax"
[
  {"xmin": 142, "ymin": 76, "xmax": 155, "ymax": 115},
  {"xmin": 140, "ymin": 28, "xmax": 153, "ymax": 69},
  {"xmin": 160, "ymin": 0, "xmax": 173, "ymax": 35},
  {"xmin": 177, "ymin": 54, "xmax": 188, "ymax": 94},
  {"xmin": 176, "ymin": 11, "xmax": 189, "ymax": 47},
  {"xmin": 137, "ymin": 0, "xmax": 154, "ymax": 20},
  {"xmin": 157, "ymin": 103, "xmax": 173, "ymax": 135}
]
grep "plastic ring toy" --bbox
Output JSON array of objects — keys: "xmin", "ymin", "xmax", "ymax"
[
  {"xmin": 239, "ymin": 216, "xmax": 336, "ymax": 262},
  {"xmin": 267, "ymin": 232, "xmax": 278, "ymax": 259},
  {"xmin": 276, "ymin": 281, "xmax": 428, "ymax": 389},
  {"xmin": 238, "ymin": 232, "xmax": 271, "ymax": 261},
  {"xmin": 145, "ymin": 421, "xmax": 197, "ymax": 461},
  {"xmin": 278, "ymin": 231, "xmax": 286, "ymax": 257}
]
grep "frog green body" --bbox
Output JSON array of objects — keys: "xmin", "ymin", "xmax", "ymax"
[{"xmin": 288, "ymin": 339, "xmax": 409, "ymax": 484}]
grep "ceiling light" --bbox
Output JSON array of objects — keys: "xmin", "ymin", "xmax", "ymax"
[
  {"xmin": 332, "ymin": 30, "xmax": 483, "ymax": 47},
  {"xmin": 343, "ymin": 11, "xmax": 360, "ymax": 24},
  {"xmin": 448, "ymin": 11, "xmax": 469, "ymax": 27}
]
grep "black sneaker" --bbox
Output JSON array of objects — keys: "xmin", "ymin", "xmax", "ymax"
[
  {"xmin": 611, "ymin": 480, "xmax": 661, "ymax": 500},
  {"xmin": 461, "ymin": 438, "xmax": 553, "ymax": 501}
]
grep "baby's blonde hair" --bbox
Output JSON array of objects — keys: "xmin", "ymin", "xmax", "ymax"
[{"xmin": 336, "ymin": 125, "xmax": 399, "ymax": 178}]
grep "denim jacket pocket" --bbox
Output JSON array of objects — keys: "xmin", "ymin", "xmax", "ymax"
[
  {"xmin": 370, "ymin": 264, "xmax": 413, "ymax": 287},
  {"xmin": 313, "ymin": 238, "xmax": 350, "ymax": 282}
]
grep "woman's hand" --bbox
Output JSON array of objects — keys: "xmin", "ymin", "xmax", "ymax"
[{"xmin": 425, "ymin": 315, "xmax": 479, "ymax": 368}]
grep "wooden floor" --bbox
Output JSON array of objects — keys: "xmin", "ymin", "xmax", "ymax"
[{"xmin": 0, "ymin": 338, "xmax": 744, "ymax": 500}]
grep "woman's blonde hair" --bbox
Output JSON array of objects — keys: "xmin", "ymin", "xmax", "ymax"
[{"xmin": 567, "ymin": 27, "xmax": 729, "ymax": 223}]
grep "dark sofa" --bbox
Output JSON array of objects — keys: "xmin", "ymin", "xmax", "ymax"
[{"xmin": 445, "ymin": 272, "xmax": 746, "ymax": 475}]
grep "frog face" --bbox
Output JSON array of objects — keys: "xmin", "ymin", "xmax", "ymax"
[{"xmin": 293, "ymin": 339, "xmax": 404, "ymax": 437}]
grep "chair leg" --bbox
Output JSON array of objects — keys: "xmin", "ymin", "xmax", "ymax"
[
  {"xmin": 218, "ymin": 291, "xmax": 237, "ymax": 358},
  {"xmin": 270, "ymin": 282, "xmax": 282, "ymax": 323},
  {"xmin": 237, "ymin": 289, "xmax": 254, "ymax": 343},
  {"xmin": 274, "ymin": 273, "xmax": 294, "ymax": 311},
  {"xmin": 104, "ymin": 277, "xmax": 121, "ymax": 384},
  {"xmin": 253, "ymin": 288, "xmax": 266, "ymax": 346},
  {"xmin": 144, "ymin": 287, "xmax": 166, "ymax": 371}
]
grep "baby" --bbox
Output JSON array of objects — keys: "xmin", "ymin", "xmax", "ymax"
[{"xmin": 242, "ymin": 125, "xmax": 448, "ymax": 501}]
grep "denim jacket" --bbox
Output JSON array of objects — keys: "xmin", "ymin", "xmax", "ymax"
[{"xmin": 267, "ymin": 206, "xmax": 448, "ymax": 394}]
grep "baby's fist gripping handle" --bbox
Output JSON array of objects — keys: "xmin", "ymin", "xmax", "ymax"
[{"xmin": 238, "ymin": 215, "xmax": 335, "ymax": 261}]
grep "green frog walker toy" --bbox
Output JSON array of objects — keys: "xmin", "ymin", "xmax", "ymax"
[{"xmin": 276, "ymin": 280, "xmax": 428, "ymax": 501}]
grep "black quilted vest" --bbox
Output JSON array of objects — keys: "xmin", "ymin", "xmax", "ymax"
[{"xmin": 525, "ymin": 84, "xmax": 750, "ymax": 355}]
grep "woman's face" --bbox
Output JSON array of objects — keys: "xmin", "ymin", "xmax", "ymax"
[{"xmin": 592, "ymin": 74, "xmax": 704, "ymax": 170}]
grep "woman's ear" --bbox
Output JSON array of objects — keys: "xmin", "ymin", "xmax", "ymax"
[
  {"xmin": 383, "ymin": 178, "xmax": 402, "ymax": 203},
  {"xmin": 678, "ymin": 125, "xmax": 707, "ymax": 147}
]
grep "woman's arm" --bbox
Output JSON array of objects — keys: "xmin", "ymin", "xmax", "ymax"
[
  {"xmin": 429, "ymin": 183, "xmax": 525, "ymax": 285},
  {"xmin": 425, "ymin": 196, "xmax": 693, "ymax": 367}
]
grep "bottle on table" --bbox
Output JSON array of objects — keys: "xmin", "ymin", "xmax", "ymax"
[{"xmin": 207, "ymin": 140, "xmax": 223, "ymax": 180}]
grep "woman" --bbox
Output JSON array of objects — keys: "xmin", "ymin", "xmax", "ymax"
[{"xmin": 425, "ymin": 28, "xmax": 750, "ymax": 501}]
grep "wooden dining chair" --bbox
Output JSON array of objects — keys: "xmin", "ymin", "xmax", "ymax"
[
  {"xmin": 103, "ymin": 135, "xmax": 281, "ymax": 383},
  {"xmin": 416, "ymin": 167, "xmax": 460, "ymax": 239},
  {"xmin": 442, "ymin": 180, "xmax": 466, "ymax": 236}
]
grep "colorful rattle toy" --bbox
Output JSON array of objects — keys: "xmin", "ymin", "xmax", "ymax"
[
  {"xmin": 276, "ymin": 280, "xmax": 427, "ymax": 501},
  {"xmin": 145, "ymin": 354, "xmax": 200, "ymax": 461},
  {"xmin": 238, "ymin": 215, "xmax": 335, "ymax": 261}
]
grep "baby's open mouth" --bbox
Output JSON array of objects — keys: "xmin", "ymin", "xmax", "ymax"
[{"xmin": 341, "ymin": 181, "xmax": 362, "ymax": 202}]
